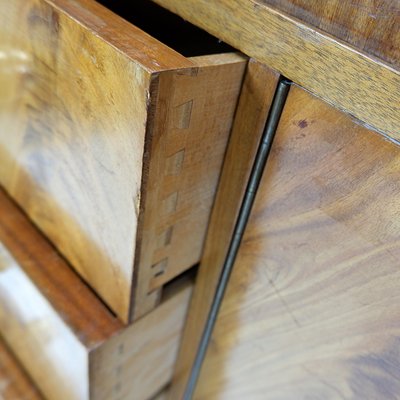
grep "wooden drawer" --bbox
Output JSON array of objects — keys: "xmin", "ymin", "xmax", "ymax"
[
  {"xmin": 0, "ymin": 0, "xmax": 246, "ymax": 322},
  {"xmin": 0, "ymin": 189, "xmax": 192, "ymax": 400}
]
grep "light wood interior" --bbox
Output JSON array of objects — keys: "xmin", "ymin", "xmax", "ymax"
[{"xmin": 132, "ymin": 53, "xmax": 246, "ymax": 319}]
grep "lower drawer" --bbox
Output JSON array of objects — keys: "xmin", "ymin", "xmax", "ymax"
[{"xmin": 0, "ymin": 189, "xmax": 192, "ymax": 400}]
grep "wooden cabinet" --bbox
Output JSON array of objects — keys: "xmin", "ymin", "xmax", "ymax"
[
  {"xmin": 157, "ymin": 2, "xmax": 400, "ymax": 398},
  {"xmin": 194, "ymin": 85, "xmax": 400, "ymax": 399},
  {"xmin": 0, "ymin": 0, "xmax": 399, "ymax": 399},
  {"xmin": 0, "ymin": 0, "xmax": 246, "ymax": 323}
]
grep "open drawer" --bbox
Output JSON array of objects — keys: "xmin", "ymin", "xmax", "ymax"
[
  {"xmin": 0, "ymin": 0, "xmax": 246, "ymax": 322},
  {"xmin": 0, "ymin": 188, "xmax": 193, "ymax": 400}
]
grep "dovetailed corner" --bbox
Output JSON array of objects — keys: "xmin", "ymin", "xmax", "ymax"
[
  {"xmin": 158, "ymin": 226, "xmax": 174, "ymax": 247},
  {"xmin": 173, "ymin": 100, "xmax": 193, "ymax": 129},
  {"xmin": 151, "ymin": 258, "xmax": 168, "ymax": 278},
  {"xmin": 162, "ymin": 192, "xmax": 179, "ymax": 215},
  {"xmin": 165, "ymin": 149, "xmax": 185, "ymax": 175}
]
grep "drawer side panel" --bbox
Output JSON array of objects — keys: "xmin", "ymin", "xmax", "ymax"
[
  {"xmin": 0, "ymin": 0, "xmax": 154, "ymax": 321},
  {"xmin": 131, "ymin": 54, "xmax": 247, "ymax": 319}
]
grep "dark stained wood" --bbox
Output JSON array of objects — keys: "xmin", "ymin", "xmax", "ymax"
[
  {"xmin": 168, "ymin": 60, "xmax": 280, "ymax": 400},
  {"xmin": 262, "ymin": 0, "xmax": 400, "ymax": 68},
  {"xmin": 0, "ymin": 339, "xmax": 43, "ymax": 400},
  {"xmin": 194, "ymin": 86, "xmax": 400, "ymax": 399}
]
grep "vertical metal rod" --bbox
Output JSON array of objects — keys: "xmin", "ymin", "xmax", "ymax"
[{"xmin": 183, "ymin": 78, "xmax": 291, "ymax": 400}]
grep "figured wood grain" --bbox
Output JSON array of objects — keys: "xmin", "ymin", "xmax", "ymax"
[
  {"xmin": 168, "ymin": 60, "xmax": 280, "ymax": 400},
  {"xmin": 0, "ymin": 340, "xmax": 43, "ymax": 400},
  {"xmin": 195, "ymin": 86, "xmax": 400, "ymax": 399},
  {"xmin": 0, "ymin": 189, "xmax": 192, "ymax": 400},
  {"xmin": 132, "ymin": 53, "xmax": 246, "ymax": 319},
  {"xmin": 151, "ymin": 0, "xmax": 400, "ymax": 141},
  {"xmin": 262, "ymin": 0, "xmax": 400, "ymax": 68},
  {"xmin": 0, "ymin": 0, "xmax": 245, "ymax": 322}
]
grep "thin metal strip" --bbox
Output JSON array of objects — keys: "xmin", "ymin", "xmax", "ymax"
[{"xmin": 183, "ymin": 78, "xmax": 292, "ymax": 399}]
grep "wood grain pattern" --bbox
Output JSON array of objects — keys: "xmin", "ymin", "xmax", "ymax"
[
  {"xmin": 0, "ymin": 188, "xmax": 192, "ymax": 400},
  {"xmin": 168, "ymin": 60, "xmax": 280, "ymax": 400},
  {"xmin": 195, "ymin": 86, "xmax": 400, "ymax": 399},
  {"xmin": 132, "ymin": 53, "xmax": 246, "ymax": 319},
  {"xmin": 151, "ymin": 0, "xmax": 400, "ymax": 141},
  {"xmin": 262, "ymin": 0, "xmax": 400, "ymax": 68},
  {"xmin": 0, "ymin": 340, "xmax": 43, "ymax": 400},
  {"xmin": 0, "ymin": 0, "xmax": 246, "ymax": 322}
]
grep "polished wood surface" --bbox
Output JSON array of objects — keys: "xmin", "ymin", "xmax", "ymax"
[
  {"xmin": 195, "ymin": 86, "xmax": 400, "ymax": 399},
  {"xmin": 0, "ymin": 0, "xmax": 245, "ymax": 322},
  {"xmin": 0, "ymin": 339, "xmax": 42, "ymax": 400},
  {"xmin": 168, "ymin": 60, "xmax": 280, "ymax": 400},
  {"xmin": 0, "ymin": 189, "xmax": 192, "ymax": 400},
  {"xmin": 132, "ymin": 53, "xmax": 246, "ymax": 319},
  {"xmin": 152, "ymin": 0, "xmax": 400, "ymax": 141},
  {"xmin": 263, "ymin": 0, "xmax": 400, "ymax": 67}
]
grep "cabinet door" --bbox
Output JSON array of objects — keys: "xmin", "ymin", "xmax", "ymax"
[{"xmin": 194, "ymin": 86, "xmax": 400, "ymax": 399}]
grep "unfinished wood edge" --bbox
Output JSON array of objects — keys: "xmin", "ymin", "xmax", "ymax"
[
  {"xmin": 131, "ymin": 57, "xmax": 247, "ymax": 321},
  {"xmin": 130, "ymin": 66, "xmax": 201, "ymax": 321},
  {"xmin": 151, "ymin": 0, "xmax": 400, "ymax": 141},
  {"xmin": 129, "ymin": 71, "xmax": 164, "ymax": 323},
  {"xmin": 90, "ymin": 281, "xmax": 193, "ymax": 400},
  {"xmin": 46, "ymin": 0, "xmax": 194, "ymax": 72},
  {"xmin": 188, "ymin": 52, "xmax": 248, "ymax": 67}
]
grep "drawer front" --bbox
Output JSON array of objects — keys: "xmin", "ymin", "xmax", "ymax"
[
  {"xmin": 0, "ymin": 189, "xmax": 192, "ymax": 400},
  {"xmin": 0, "ymin": 0, "xmax": 246, "ymax": 322}
]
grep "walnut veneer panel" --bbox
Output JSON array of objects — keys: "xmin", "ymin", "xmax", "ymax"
[
  {"xmin": 0, "ymin": 189, "xmax": 192, "ymax": 400},
  {"xmin": 0, "ymin": 0, "xmax": 246, "ymax": 321},
  {"xmin": 195, "ymin": 86, "xmax": 400, "ymax": 399},
  {"xmin": 262, "ymin": 0, "xmax": 400, "ymax": 68}
]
